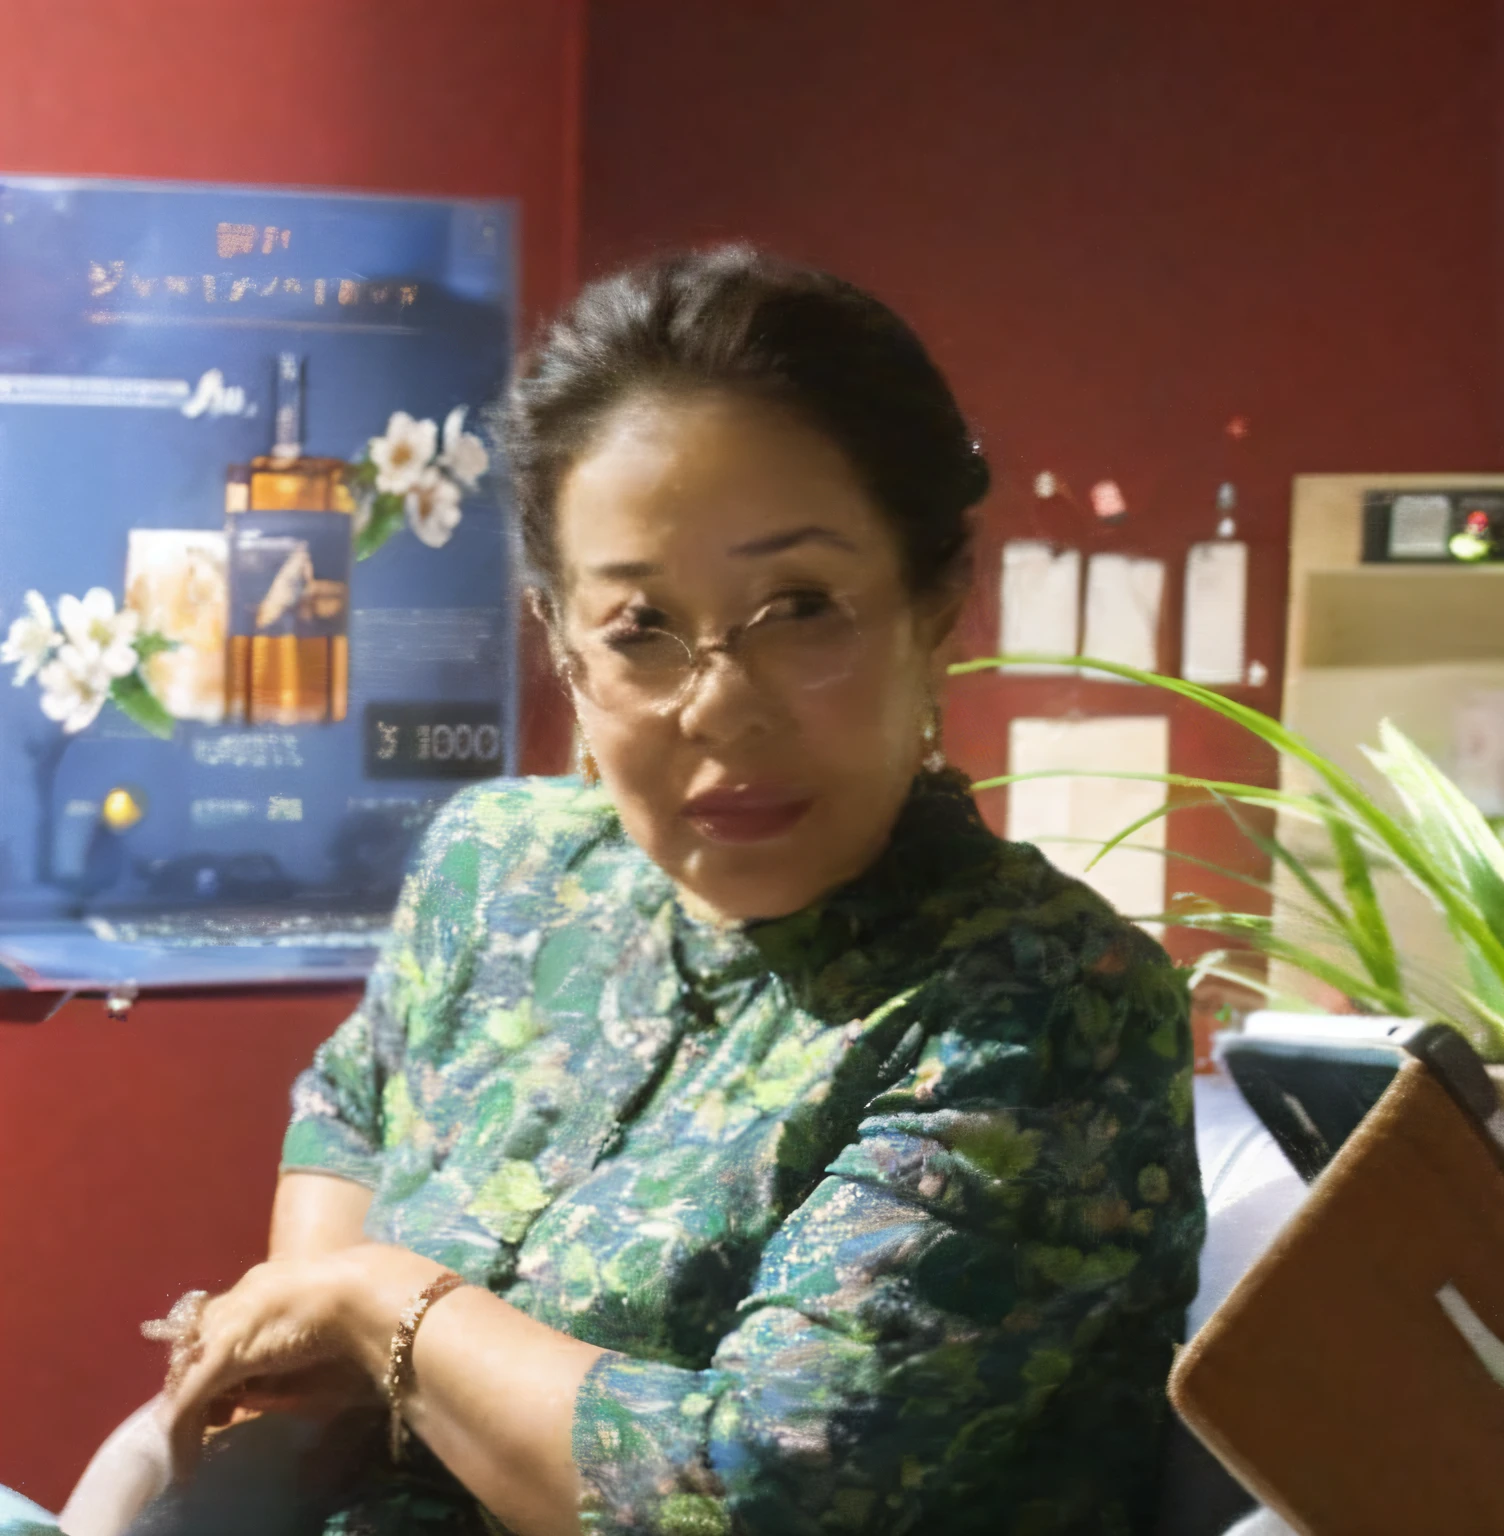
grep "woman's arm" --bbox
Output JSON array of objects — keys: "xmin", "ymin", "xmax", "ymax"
[
  {"xmin": 338, "ymin": 1246, "xmax": 605, "ymax": 1536},
  {"xmin": 267, "ymin": 1171, "xmax": 374, "ymax": 1259}
]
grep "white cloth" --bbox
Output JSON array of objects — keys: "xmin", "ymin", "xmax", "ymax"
[{"xmin": 0, "ymin": 1483, "xmax": 55, "ymax": 1524}]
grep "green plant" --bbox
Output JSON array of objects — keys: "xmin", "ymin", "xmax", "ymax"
[{"xmin": 952, "ymin": 653, "xmax": 1504, "ymax": 1060}]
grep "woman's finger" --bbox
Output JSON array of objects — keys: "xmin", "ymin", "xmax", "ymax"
[{"xmin": 163, "ymin": 1337, "xmax": 249, "ymax": 1481}]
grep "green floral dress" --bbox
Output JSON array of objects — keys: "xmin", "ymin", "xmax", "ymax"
[{"xmin": 2, "ymin": 767, "xmax": 1205, "ymax": 1536}]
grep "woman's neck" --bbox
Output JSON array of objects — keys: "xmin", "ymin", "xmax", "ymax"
[{"xmin": 673, "ymin": 882, "xmax": 741, "ymax": 928}]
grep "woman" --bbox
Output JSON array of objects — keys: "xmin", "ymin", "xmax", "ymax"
[{"xmin": 1, "ymin": 247, "xmax": 1204, "ymax": 1536}]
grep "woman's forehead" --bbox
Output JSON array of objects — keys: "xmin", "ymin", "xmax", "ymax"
[{"xmin": 555, "ymin": 392, "xmax": 892, "ymax": 576}]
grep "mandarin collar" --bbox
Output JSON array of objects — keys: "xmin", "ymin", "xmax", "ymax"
[{"xmin": 662, "ymin": 767, "xmax": 995, "ymax": 991}]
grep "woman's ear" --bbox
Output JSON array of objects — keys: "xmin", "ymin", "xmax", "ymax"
[
  {"xmin": 524, "ymin": 586, "xmax": 570, "ymax": 678},
  {"xmin": 523, "ymin": 584, "xmax": 551, "ymax": 629},
  {"xmin": 919, "ymin": 577, "xmax": 968, "ymax": 661}
]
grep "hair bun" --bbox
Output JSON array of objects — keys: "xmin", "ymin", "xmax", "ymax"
[{"xmin": 960, "ymin": 438, "xmax": 991, "ymax": 506}]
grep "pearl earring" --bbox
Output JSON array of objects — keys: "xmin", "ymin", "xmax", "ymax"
[{"xmin": 921, "ymin": 692, "xmax": 946, "ymax": 773}]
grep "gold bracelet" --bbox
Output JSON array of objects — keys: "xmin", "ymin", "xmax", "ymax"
[{"xmin": 383, "ymin": 1269, "xmax": 466, "ymax": 1463}]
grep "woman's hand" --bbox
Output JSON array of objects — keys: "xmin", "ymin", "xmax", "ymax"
[
  {"xmin": 158, "ymin": 1242, "xmax": 600, "ymax": 1536},
  {"xmin": 157, "ymin": 1253, "xmax": 380, "ymax": 1480}
]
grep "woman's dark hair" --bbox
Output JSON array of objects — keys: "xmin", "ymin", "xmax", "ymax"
[{"xmin": 501, "ymin": 245, "xmax": 989, "ymax": 607}]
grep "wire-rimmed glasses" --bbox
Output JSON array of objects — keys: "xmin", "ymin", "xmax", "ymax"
[{"xmin": 563, "ymin": 589, "xmax": 872, "ymax": 718}]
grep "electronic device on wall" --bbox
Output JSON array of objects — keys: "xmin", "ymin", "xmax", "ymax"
[
  {"xmin": 0, "ymin": 176, "xmax": 517, "ymax": 992},
  {"xmin": 1362, "ymin": 489, "xmax": 1504, "ymax": 563}
]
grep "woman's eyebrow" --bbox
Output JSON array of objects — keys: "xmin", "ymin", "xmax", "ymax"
[
  {"xmin": 586, "ymin": 526, "xmax": 857, "ymax": 580},
  {"xmin": 728, "ymin": 525, "xmax": 858, "ymax": 557},
  {"xmin": 587, "ymin": 558, "xmax": 659, "ymax": 580}
]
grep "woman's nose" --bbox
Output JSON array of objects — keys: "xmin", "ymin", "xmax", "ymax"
[{"xmin": 673, "ymin": 645, "xmax": 778, "ymax": 744}]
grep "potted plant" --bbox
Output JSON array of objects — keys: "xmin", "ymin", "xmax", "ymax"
[{"xmin": 952, "ymin": 654, "xmax": 1504, "ymax": 1062}]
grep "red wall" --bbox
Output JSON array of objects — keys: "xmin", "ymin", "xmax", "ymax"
[
  {"xmin": 580, "ymin": 0, "xmax": 1504, "ymax": 970},
  {"xmin": 0, "ymin": 990, "xmax": 358, "ymax": 1508},
  {"xmin": 5, "ymin": 0, "xmax": 1504, "ymax": 1511},
  {"xmin": 0, "ymin": 0, "xmax": 581, "ymax": 1509}
]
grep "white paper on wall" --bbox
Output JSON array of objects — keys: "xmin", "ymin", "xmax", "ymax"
[
  {"xmin": 998, "ymin": 540, "xmax": 1080, "ymax": 673},
  {"xmin": 1006, "ymin": 715, "xmax": 1169, "ymax": 930},
  {"xmin": 1081, "ymin": 553, "xmax": 1165, "ymax": 679},
  {"xmin": 1182, "ymin": 540, "xmax": 1248, "ymax": 685}
]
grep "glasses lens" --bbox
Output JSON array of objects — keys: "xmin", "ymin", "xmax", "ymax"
[
  {"xmin": 568, "ymin": 629, "xmax": 694, "ymax": 715},
  {"xmin": 742, "ymin": 596, "xmax": 864, "ymax": 692}
]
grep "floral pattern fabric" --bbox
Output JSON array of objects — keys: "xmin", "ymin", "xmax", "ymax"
[{"xmin": 1, "ymin": 768, "xmax": 1204, "ymax": 1536}]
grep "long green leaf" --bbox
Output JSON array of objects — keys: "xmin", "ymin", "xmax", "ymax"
[
  {"xmin": 1022, "ymin": 834, "xmax": 1277, "ymax": 895},
  {"xmin": 1318, "ymin": 796, "xmax": 1405, "ymax": 1009},
  {"xmin": 1204, "ymin": 789, "xmax": 1344, "ymax": 928},
  {"xmin": 109, "ymin": 672, "xmax": 174, "ymax": 740},
  {"xmin": 1367, "ymin": 720, "xmax": 1504, "ymax": 892},
  {"xmin": 353, "ymin": 492, "xmax": 407, "ymax": 561},
  {"xmin": 1363, "ymin": 721, "xmax": 1504, "ymax": 1019},
  {"xmin": 954, "ymin": 653, "xmax": 1376, "ymax": 806},
  {"xmin": 1140, "ymin": 783, "xmax": 1393, "ymax": 1007},
  {"xmin": 1185, "ymin": 946, "xmax": 1240, "ymax": 994},
  {"xmin": 972, "ymin": 765, "xmax": 1317, "ymax": 820},
  {"xmin": 1185, "ymin": 958, "xmax": 1316, "ymax": 1008},
  {"xmin": 132, "ymin": 630, "xmax": 179, "ymax": 662},
  {"xmin": 1160, "ymin": 912, "xmax": 1411, "ymax": 1011}
]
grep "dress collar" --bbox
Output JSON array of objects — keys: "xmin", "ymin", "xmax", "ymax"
[{"xmin": 662, "ymin": 767, "xmax": 998, "ymax": 993}]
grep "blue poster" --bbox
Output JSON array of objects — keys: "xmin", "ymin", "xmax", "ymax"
[{"xmin": 0, "ymin": 177, "xmax": 517, "ymax": 988}]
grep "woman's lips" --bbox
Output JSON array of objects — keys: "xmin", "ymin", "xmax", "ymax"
[{"xmin": 682, "ymin": 788, "xmax": 814, "ymax": 844}]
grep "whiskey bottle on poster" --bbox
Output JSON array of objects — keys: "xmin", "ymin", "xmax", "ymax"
[{"xmin": 225, "ymin": 354, "xmax": 353, "ymax": 725}]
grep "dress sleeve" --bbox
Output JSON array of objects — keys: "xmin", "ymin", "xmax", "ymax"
[
  {"xmin": 278, "ymin": 979, "xmax": 391, "ymax": 1189},
  {"xmin": 279, "ymin": 785, "xmax": 520, "ymax": 1188},
  {"xmin": 571, "ymin": 937, "xmax": 1205, "ymax": 1536}
]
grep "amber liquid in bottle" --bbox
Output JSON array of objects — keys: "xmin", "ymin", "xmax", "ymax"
[{"xmin": 225, "ymin": 355, "xmax": 354, "ymax": 726}]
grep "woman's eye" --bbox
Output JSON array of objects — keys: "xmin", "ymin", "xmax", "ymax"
[
  {"xmin": 761, "ymin": 589, "xmax": 836, "ymax": 623},
  {"xmin": 602, "ymin": 607, "xmax": 674, "ymax": 651}
]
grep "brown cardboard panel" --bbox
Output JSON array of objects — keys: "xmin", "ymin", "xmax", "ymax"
[{"xmin": 1171, "ymin": 1059, "xmax": 1504, "ymax": 1534}]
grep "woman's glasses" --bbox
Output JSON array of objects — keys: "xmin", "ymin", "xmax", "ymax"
[{"xmin": 564, "ymin": 589, "xmax": 870, "ymax": 717}]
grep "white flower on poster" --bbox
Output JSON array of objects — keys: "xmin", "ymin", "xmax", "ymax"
[
  {"xmin": 57, "ymin": 587, "xmax": 140, "ymax": 679},
  {"xmin": 439, "ymin": 405, "xmax": 489, "ymax": 491},
  {"xmin": 405, "ymin": 466, "xmax": 464, "ymax": 549},
  {"xmin": 368, "ymin": 410, "xmax": 438, "ymax": 496},
  {"xmin": 38, "ymin": 643, "xmax": 113, "ymax": 733},
  {"xmin": 3, "ymin": 584, "xmax": 176, "ymax": 738},
  {"xmin": 0, "ymin": 589, "xmax": 60, "ymax": 684}
]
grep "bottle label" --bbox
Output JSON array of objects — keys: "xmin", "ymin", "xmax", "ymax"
[{"xmin": 227, "ymin": 510, "xmax": 352, "ymax": 639}]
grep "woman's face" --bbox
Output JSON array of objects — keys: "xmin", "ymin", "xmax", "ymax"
[{"xmin": 552, "ymin": 389, "xmax": 954, "ymax": 922}]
